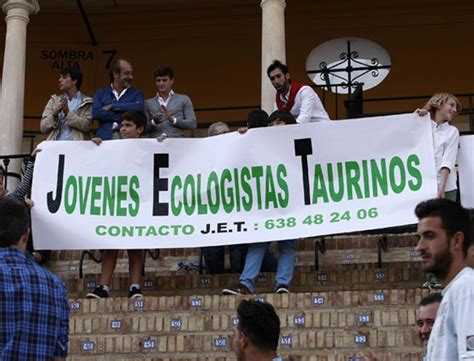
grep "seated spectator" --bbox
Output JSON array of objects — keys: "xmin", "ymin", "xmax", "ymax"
[
  {"xmin": 268, "ymin": 110, "xmax": 297, "ymax": 126},
  {"xmin": 247, "ymin": 109, "xmax": 269, "ymax": 128},
  {"xmin": 0, "ymin": 197, "xmax": 69, "ymax": 360},
  {"xmin": 87, "ymin": 110, "xmax": 147, "ymax": 299},
  {"xmin": 231, "ymin": 299, "xmax": 282, "ymax": 361},
  {"xmin": 40, "ymin": 67, "xmax": 93, "ymax": 141},
  {"xmin": 239, "ymin": 109, "xmax": 269, "ymax": 133},
  {"xmin": 223, "ymin": 111, "xmax": 297, "ymax": 294},
  {"xmin": 145, "ymin": 66, "xmax": 197, "ymax": 138}
]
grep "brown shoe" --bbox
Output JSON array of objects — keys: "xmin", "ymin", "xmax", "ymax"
[{"xmin": 222, "ymin": 283, "xmax": 252, "ymax": 295}]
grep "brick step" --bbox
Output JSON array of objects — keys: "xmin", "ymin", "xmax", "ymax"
[
  {"xmin": 68, "ymin": 334, "xmax": 423, "ymax": 359},
  {"xmin": 48, "ymin": 244, "xmax": 422, "ymax": 283},
  {"xmin": 69, "ymin": 288, "xmax": 428, "ymax": 361},
  {"xmin": 68, "ymin": 289, "xmax": 429, "ymax": 316},
  {"xmin": 66, "ymin": 264, "xmax": 426, "ymax": 298},
  {"xmin": 67, "ymin": 350, "xmax": 424, "ymax": 361},
  {"xmin": 47, "ymin": 231, "xmax": 418, "ymax": 264},
  {"xmin": 67, "ymin": 291, "xmax": 427, "ymax": 359},
  {"xmin": 70, "ymin": 307, "xmax": 420, "ymax": 333}
]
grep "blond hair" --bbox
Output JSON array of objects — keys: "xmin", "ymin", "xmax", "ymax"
[{"xmin": 423, "ymin": 92, "xmax": 462, "ymax": 120}]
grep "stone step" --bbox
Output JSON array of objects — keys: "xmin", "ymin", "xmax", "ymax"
[{"xmin": 65, "ymin": 264, "xmax": 426, "ymax": 298}]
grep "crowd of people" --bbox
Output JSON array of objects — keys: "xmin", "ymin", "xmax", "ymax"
[{"xmin": 0, "ymin": 58, "xmax": 473, "ymax": 360}]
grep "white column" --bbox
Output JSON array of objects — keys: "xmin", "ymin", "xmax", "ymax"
[
  {"xmin": 0, "ymin": 0, "xmax": 39, "ymax": 190},
  {"xmin": 260, "ymin": 0, "xmax": 286, "ymax": 115}
]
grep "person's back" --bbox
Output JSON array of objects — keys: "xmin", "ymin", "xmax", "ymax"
[{"xmin": 0, "ymin": 197, "xmax": 68, "ymax": 360}]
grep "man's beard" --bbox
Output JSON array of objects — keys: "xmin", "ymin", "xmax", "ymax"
[{"xmin": 423, "ymin": 246, "xmax": 453, "ymax": 280}]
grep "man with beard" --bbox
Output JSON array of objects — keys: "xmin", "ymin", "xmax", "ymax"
[
  {"xmin": 415, "ymin": 198, "xmax": 474, "ymax": 361},
  {"xmin": 267, "ymin": 60, "xmax": 329, "ymax": 123},
  {"xmin": 93, "ymin": 59, "xmax": 144, "ymax": 140},
  {"xmin": 416, "ymin": 293, "xmax": 442, "ymax": 358},
  {"xmin": 231, "ymin": 299, "xmax": 282, "ymax": 361}
]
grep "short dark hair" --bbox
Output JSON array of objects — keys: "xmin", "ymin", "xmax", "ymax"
[
  {"xmin": 415, "ymin": 198, "xmax": 472, "ymax": 256},
  {"xmin": 60, "ymin": 67, "xmax": 83, "ymax": 90},
  {"xmin": 0, "ymin": 165, "xmax": 4, "ymax": 177},
  {"xmin": 0, "ymin": 197, "xmax": 30, "ymax": 247},
  {"xmin": 419, "ymin": 292, "xmax": 443, "ymax": 307},
  {"xmin": 247, "ymin": 109, "xmax": 269, "ymax": 129},
  {"xmin": 109, "ymin": 59, "xmax": 126, "ymax": 83},
  {"xmin": 237, "ymin": 299, "xmax": 280, "ymax": 352},
  {"xmin": 267, "ymin": 60, "xmax": 288, "ymax": 76},
  {"xmin": 122, "ymin": 110, "xmax": 147, "ymax": 131},
  {"xmin": 153, "ymin": 66, "xmax": 174, "ymax": 80},
  {"xmin": 268, "ymin": 110, "xmax": 297, "ymax": 125}
]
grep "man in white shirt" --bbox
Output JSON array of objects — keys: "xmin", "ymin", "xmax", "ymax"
[
  {"xmin": 267, "ymin": 60, "xmax": 329, "ymax": 123},
  {"xmin": 415, "ymin": 198, "xmax": 474, "ymax": 361},
  {"xmin": 231, "ymin": 299, "xmax": 283, "ymax": 361}
]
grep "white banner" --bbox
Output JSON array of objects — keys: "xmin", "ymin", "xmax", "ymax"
[
  {"xmin": 31, "ymin": 113, "xmax": 437, "ymax": 250},
  {"xmin": 459, "ymin": 135, "xmax": 474, "ymax": 208}
]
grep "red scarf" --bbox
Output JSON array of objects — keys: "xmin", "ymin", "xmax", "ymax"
[{"xmin": 276, "ymin": 81, "xmax": 305, "ymax": 111}]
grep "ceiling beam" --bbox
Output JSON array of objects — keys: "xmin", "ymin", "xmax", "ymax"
[{"xmin": 76, "ymin": 0, "xmax": 97, "ymax": 46}]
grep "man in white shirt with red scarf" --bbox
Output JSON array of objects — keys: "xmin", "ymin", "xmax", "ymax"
[{"xmin": 267, "ymin": 60, "xmax": 329, "ymax": 123}]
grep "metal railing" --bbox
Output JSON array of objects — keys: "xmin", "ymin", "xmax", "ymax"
[{"xmin": 0, "ymin": 154, "xmax": 31, "ymax": 190}]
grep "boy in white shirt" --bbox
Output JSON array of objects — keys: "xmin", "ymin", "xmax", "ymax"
[{"xmin": 417, "ymin": 93, "xmax": 461, "ymax": 201}]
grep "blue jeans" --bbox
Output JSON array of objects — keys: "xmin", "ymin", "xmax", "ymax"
[
  {"xmin": 239, "ymin": 240, "xmax": 296, "ymax": 293},
  {"xmin": 202, "ymin": 244, "xmax": 278, "ymax": 274}
]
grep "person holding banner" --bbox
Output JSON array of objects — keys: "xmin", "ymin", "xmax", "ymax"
[
  {"xmin": 223, "ymin": 111, "xmax": 297, "ymax": 295},
  {"xmin": 202, "ymin": 121, "xmax": 277, "ymax": 274},
  {"xmin": 267, "ymin": 60, "xmax": 329, "ymax": 123},
  {"xmin": 417, "ymin": 93, "xmax": 461, "ymax": 201},
  {"xmin": 86, "ymin": 110, "xmax": 147, "ymax": 299}
]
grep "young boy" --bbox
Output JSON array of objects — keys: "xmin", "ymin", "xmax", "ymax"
[
  {"xmin": 417, "ymin": 93, "xmax": 461, "ymax": 201},
  {"xmin": 87, "ymin": 110, "xmax": 147, "ymax": 299}
]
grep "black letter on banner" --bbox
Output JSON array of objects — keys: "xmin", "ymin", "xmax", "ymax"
[
  {"xmin": 47, "ymin": 154, "xmax": 65, "ymax": 213},
  {"xmin": 294, "ymin": 138, "xmax": 313, "ymax": 205},
  {"xmin": 153, "ymin": 153, "xmax": 169, "ymax": 216}
]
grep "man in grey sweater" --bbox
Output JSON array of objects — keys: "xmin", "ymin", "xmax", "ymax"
[{"xmin": 145, "ymin": 66, "xmax": 196, "ymax": 138}]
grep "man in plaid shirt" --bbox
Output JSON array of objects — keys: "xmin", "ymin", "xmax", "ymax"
[{"xmin": 0, "ymin": 197, "xmax": 69, "ymax": 360}]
